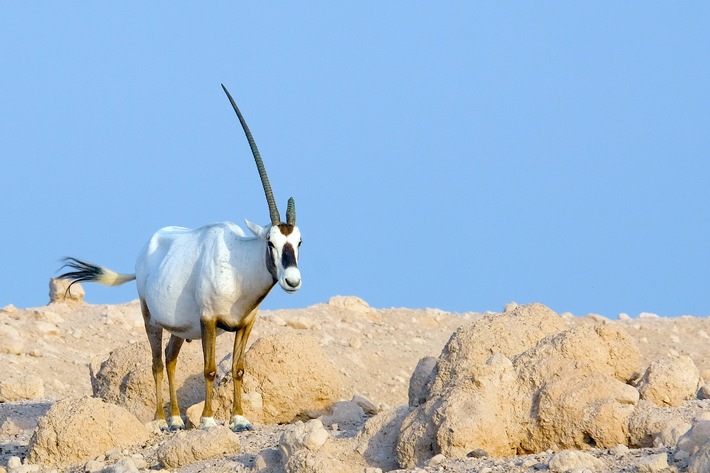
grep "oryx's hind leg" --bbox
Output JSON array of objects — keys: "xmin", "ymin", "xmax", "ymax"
[
  {"xmin": 230, "ymin": 319, "xmax": 255, "ymax": 432},
  {"xmin": 165, "ymin": 334, "xmax": 185, "ymax": 430},
  {"xmin": 141, "ymin": 299, "xmax": 167, "ymax": 430}
]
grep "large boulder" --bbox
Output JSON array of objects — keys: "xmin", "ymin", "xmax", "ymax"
[
  {"xmin": 398, "ymin": 354, "xmax": 527, "ymax": 465},
  {"xmin": 515, "ymin": 323, "xmax": 641, "ymax": 452},
  {"xmin": 356, "ymin": 406, "xmax": 411, "ymax": 471},
  {"xmin": 395, "ymin": 303, "xmax": 642, "ymax": 468},
  {"xmin": 637, "ymin": 355, "xmax": 703, "ymax": 407},
  {"xmin": 90, "ymin": 341, "xmax": 204, "ymax": 423},
  {"xmin": 427, "ymin": 302, "xmax": 566, "ymax": 400},
  {"xmin": 525, "ymin": 373, "xmax": 639, "ymax": 452},
  {"xmin": 513, "ymin": 322, "xmax": 641, "ymax": 390},
  {"xmin": 27, "ymin": 396, "xmax": 150, "ymax": 468},
  {"xmin": 157, "ymin": 426, "xmax": 240, "ymax": 468},
  {"xmin": 210, "ymin": 333, "xmax": 346, "ymax": 424},
  {"xmin": 93, "ymin": 332, "xmax": 345, "ymax": 427}
]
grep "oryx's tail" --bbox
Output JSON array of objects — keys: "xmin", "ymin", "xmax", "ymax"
[{"xmin": 58, "ymin": 257, "xmax": 136, "ymax": 291}]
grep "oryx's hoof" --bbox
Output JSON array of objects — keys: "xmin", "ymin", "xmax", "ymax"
[
  {"xmin": 168, "ymin": 415, "xmax": 185, "ymax": 431},
  {"xmin": 200, "ymin": 416, "xmax": 218, "ymax": 430},
  {"xmin": 230, "ymin": 415, "xmax": 253, "ymax": 432},
  {"xmin": 153, "ymin": 419, "xmax": 169, "ymax": 432}
]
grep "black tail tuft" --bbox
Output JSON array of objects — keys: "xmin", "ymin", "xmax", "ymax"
[{"xmin": 57, "ymin": 257, "xmax": 104, "ymax": 294}]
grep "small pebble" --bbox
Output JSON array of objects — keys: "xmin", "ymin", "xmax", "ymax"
[
  {"xmin": 467, "ymin": 448, "xmax": 490, "ymax": 458},
  {"xmin": 610, "ymin": 444, "xmax": 629, "ymax": 456},
  {"xmin": 428, "ymin": 453, "xmax": 446, "ymax": 466},
  {"xmin": 636, "ymin": 453, "xmax": 669, "ymax": 472}
]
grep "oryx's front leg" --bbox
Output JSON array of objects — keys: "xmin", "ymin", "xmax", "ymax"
[
  {"xmin": 230, "ymin": 319, "xmax": 255, "ymax": 432},
  {"xmin": 199, "ymin": 319, "xmax": 219, "ymax": 429}
]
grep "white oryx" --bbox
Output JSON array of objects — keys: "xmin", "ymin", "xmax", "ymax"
[{"xmin": 59, "ymin": 84, "xmax": 302, "ymax": 432}]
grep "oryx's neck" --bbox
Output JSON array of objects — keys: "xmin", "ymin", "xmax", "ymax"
[{"xmin": 222, "ymin": 234, "xmax": 276, "ymax": 311}]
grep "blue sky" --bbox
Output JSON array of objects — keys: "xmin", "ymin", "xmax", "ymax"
[{"xmin": 2, "ymin": 3, "xmax": 709, "ymax": 317}]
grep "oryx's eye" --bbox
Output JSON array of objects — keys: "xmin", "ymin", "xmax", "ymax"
[
  {"xmin": 268, "ymin": 241, "xmax": 275, "ymax": 249},
  {"xmin": 298, "ymin": 240, "xmax": 302, "ymax": 247}
]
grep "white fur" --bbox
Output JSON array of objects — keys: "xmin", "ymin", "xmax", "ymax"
[
  {"xmin": 267, "ymin": 225, "xmax": 302, "ymax": 293},
  {"xmin": 135, "ymin": 221, "xmax": 300, "ymax": 340}
]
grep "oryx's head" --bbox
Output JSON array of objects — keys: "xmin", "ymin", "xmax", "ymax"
[{"xmin": 222, "ymin": 84, "xmax": 302, "ymax": 293}]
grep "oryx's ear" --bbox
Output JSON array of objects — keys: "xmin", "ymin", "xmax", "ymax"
[{"xmin": 245, "ymin": 219, "xmax": 268, "ymax": 238}]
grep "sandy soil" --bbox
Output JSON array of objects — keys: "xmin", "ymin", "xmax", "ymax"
[{"xmin": 1, "ymin": 296, "xmax": 709, "ymax": 472}]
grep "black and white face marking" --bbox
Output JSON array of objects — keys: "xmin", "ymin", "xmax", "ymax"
[{"xmin": 267, "ymin": 224, "xmax": 302, "ymax": 293}]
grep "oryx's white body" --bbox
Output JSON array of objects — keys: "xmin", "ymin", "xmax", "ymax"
[
  {"xmin": 137, "ymin": 221, "xmax": 299, "ymax": 341},
  {"xmin": 58, "ymin": 84, "xmax": 303, "ymax": 433}
]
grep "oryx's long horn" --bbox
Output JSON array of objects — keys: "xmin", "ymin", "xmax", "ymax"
[
  {"xmin": 221, "ymin": 84, "xmax": 281, "ymax": 225},
  {"xmin": 286, "ymin": 197, "xmax": 296, "ymax": 225}
]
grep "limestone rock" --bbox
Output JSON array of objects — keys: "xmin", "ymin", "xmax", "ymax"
[
  {"xmin": 636, "ymin": 453, "xmax": 670, "ymax": 473},
  {"xmin": 90, "ymin": 341, "xmax": 204, "ymax": 422},
  {"xmin": 356, "ymin": 406, "xmax": 410, "ymax": 471},
  {"xmin": 429, "ymin": 302, "xmax": 566, "ymax": 397},
  {"xmin": 548, "ymin": 450, "xmax": 605, "ymax": 472},
  {"xmin": 48, "ymin": 278, "xmax": 84, "ymax": 304},
  {"xmin": 213, "ymin": 333, "xmax": 345, "ymax": 424},
  {"xmin": 351, "ymin": 394, "xmax": 378, "ymax": 415},
  {"xmin": 279, "ymin": 419, "xmax": 344, "ymax": 473},
  {"xmin": 637, "ymin": 355, "xmax": 703, "ymax": 406},
  {"xmin": 407, "ymin": 356, "xmax": 437, "ymax": 407},
  {"xmin": 395, "ymin": 302, "xmax": 644, "ymax": 467},
  {"xmin": 327, "ymin": 295, "xmax": 370, "ymax": 311},
  {"xmin": 279, "ymin": 420, "xmax": 366, "ymax": 473},
  {"xmin": 157, "ymin": 426, "xmax": 240, "ymax": 469},
  {"xmin": 677, "ymin": 419, "xmax": 710, "ymax": 457},
  {"xmin": 397, "ymin": 354, "xmax": 525, "ymax": 466},
  {"xmin": 654, "ymin": 419, "xmax": 692, "ymax": 448},
  {"xmin": 280, "ymin": 419, "xmax": 329, "ymax": 457},
  {"xmin": 0, "ymin": 375, "xmax": 44, "ymax": 402},
  {"xmin": 0, "ymin": 324, "xmax": 24, "ymax": 355},
  {"xmin": 93, "ymin": 331, "xmax": 344, "ymax": 427},
  {"xmin": 514, "ymin": 322, "xmax": 641, "ymax": 391},
  {"xmin": 319, "ymin": 401, "xmax": 365, "ymax": 430},
  {"xmin": 525, "ymin": 372, "xmax": 639, "ymax": 451},
  {"xmin": 689, "ymin": 441, "xmax": 710, "ymax": 473},
  {"xmin": 103, "ymin": 458, "xmax": 140, "ymax": 473},
  {"xmin": 253, "ymin": 448, "xmax": 282, "ymax": 472},
  {"xmin": 285, "ymin": 316, "xmax": 316, "ymax": 330},
  {"xmin": 27, "ymin": 397, "xmax": 150, "ymax": 468}
]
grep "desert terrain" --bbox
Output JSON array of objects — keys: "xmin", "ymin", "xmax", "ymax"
[{"xmin": 2, "ymin": 284, "xmax": 710, "ymax": 472}]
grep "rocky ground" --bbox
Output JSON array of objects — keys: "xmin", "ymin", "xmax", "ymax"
[{"xmin": 2, "ymin": 284, "xmax": 710, "ymax": 472}]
